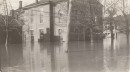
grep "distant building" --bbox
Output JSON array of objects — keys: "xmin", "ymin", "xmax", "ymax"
[
  {"xmin": 15, "ymin": 0, "xmax": 69, "ymax": 42},
  {"xmin": 15, "ymin": 0, "xmax": 103, "ymax": 42},
  {"xmin": 69, "ymin": 0, "xmax": 103, "ymax": 41}
]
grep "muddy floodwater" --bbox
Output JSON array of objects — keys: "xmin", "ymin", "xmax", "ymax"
[{"xmin": 0, "ymin": 33, "xmax": 130, "ymax": 72}]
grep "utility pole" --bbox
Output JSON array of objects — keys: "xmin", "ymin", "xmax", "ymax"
[
  {"xmin": 49, "ymin": 1, "xmax": 54, "ymax": 42},
  {"xmin": 67, "ymin": 0, "xmax": 72, "ymax": 42}
]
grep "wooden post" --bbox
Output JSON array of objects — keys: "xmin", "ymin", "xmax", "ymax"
[{"xmin": 50, "ymin": 1, "xmax": 54, "ymax": 42}]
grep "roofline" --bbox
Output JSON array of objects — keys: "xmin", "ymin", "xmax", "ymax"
[
  {"xmin": 16, "ymin": 0, "xmax": 69, "ymax": 11},
  {"xmin": 22, "ymin": 1, "xmax": 50, "ymax": 10},
  {"xmin": 54, "ymin": 0, "xmax": 69, "ymax": 4}
]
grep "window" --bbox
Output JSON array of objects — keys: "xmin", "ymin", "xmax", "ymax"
[
  {"xmin": 95, "ymin": 16, "xmax": 97, "ymax": 22},
  {"xmin": 30, "ymin": 10, "xmax": 33, "ymax": 23},
  {"xmin": 30, "ymin": 30, "xmax": 34, "ymax": 41},
  {"xmin": 58, "ymin": 29, "xmax": 62, "ymax": 35},
  {"xmin": 39, "ymin": 29, "xmax": 44, "ymax": 39},
  {"xmin": 39, "ymin": 29, "xmax": 44, "ymax": 34},
  {"xmin": 30, "ymin": 30, "xmax": 34, "ymax": 36},
  {"xmin": 40, "ymin": 13, "xmax": 43, "ymax": 23},
  {"xmin": 58, "ymin": 9, "xmax": 63, "ymax": 23}
]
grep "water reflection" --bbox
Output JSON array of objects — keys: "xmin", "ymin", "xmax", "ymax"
[
  {"xmin": 68, "ymin": 41, "xmax": 104, "ymax": 72},
  {"xmin": 23, "ymin": 41, "xmax": 42, "ymax": 72},
  {"xmin": 22, "ymin": 41, "xmax": 69, "ymax": 72},
  {"xmin": 53, "ymin": 42, "xmax": 69, "ymax": 72},
  {"xmin": 103, "ymin": 34, "xmax": 130, "ymax": 72},
  {"xmin": 1, "ymin": 33, "xmax": 130, "ymax": 72}
]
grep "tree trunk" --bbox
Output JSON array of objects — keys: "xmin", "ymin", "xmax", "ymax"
[
  {"xmin": 125, "ymin": 16, "xmax": 129, "ymax": 36},
  {"xmin": 126, "ymin": 16, "xmax": 129, "ymax": 47},
  {"xmin": 83, "ymin": 28, "xmax": 86, "ymax": 41},
  {"xmin": 90, "ymin": 28, "xmax": 93, "ymax": 43},
  {"xmin": 122, "ymin": 0, "xmax": 129, "ymax": 42},
  {"xmin": 110, "ymin": 23, "xmax": 114, "ymax": 39},
  {"xmin": 90, "ymin": 28, "xmax": 94, "ymax": 49},
  {"xmin": 5, "ymin": 27, "xmax": 9, "ymax": 54},
  {"xmin": 124, "ymin": 14, "xmax": 129, "ymax": 44},
  {"xmin": 67, "ymin": 0, "xmax": 72, "ymax": 42},
  {"xmin": 126, "ymin": 34, "xmax": 129, "ymax": 47},
  {"xmin": 109, "ymin": 16, "xmax": 114, "ymax": 39},
  {"xmin": 0, "ymin": 46, "xmax": 1, "ymax": 72}
]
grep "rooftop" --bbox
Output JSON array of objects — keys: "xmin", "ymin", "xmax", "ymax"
[
  {"xmin": 20, "ymin": 0, "xmax": 68, "ymax": 10},
  {"xmin": 17, "ymin": 0, "xmax": 102, "ymax": 10}
]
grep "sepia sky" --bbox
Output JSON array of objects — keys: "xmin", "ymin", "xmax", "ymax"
[
  {"xmin": 0, "ymin": 0, "xmax": 130, "ymax": 9},
  {"xmin": 9, "ymin": 0, "xmax": 35, "ymax": 9},
  {"xmin": 0, "ymin": 0, "xmax": 35, "ymax": 9},
  {"xmin": 0, "ymin": 0, "xmax": 130, "ymax": 15}
]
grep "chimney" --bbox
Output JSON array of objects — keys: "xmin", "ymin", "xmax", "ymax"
[
  {"xmin": 19, "ymin": 1, "xmax": 22, "ymax": 9},
  {"xmin": 10, "ymin": 9, "xmax": 14, "ymax": 17},
  {"xmin": 36, "ymin": 0, "xmax": 38, "ymax": 4}
]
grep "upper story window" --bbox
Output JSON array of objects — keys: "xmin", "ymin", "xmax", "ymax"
[
  {"xmin": 30, "ymin": 10, "xmax": 33, "ymax": 23},
  {"xmin": 95, "ymin": 16, "xmax": 97, "ymax": 22},
  {"xmin": 58, "ymin": 9, "xmax": 63, "ymax": 23},
  {"xmin": 39, "ymin": 8, "xmax": 44, "ymax": 23},
  {"xmin": 40, "ymin": 13, "xmax": 43, "ymax": 23}
]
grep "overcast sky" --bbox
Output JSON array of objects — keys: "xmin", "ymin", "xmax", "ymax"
[
  {"xmin": 0, "ymin": 0, "xmax": 35, "ymax": 9},
  {"xmin": 9, "ymin": 0, "xmax": 35, "ymax": 9},
  {"xmin": 0, "ymin": 0, "xmax": 130, "ymax": 15},
  {"xmin": 0, "ymin": 0, "xmax": 130, "ymax": 9}
]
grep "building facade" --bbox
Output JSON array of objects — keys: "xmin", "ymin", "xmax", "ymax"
[
  {"xmin": 15, "ymin": 0, "xmax": 103, "ymax": 42},
  {"xmin": 15, "ymin": 0, "xmax": 69, "ymax": 42},
  {"xmin": 69, "ymin": 0, "xmax": 103, "ymax": 41}
]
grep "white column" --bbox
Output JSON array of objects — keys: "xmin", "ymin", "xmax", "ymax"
[
  {"xmin": 66, "ymin": 0, "xmax": 72, "ymax": 42},
  {"xmin": 34, "ymin": 9, "xmax": 39, "ymax": 42}
]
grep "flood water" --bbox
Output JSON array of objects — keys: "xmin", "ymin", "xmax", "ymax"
[{"xmin": 0, "ymin": 33, "xmax": 130, "ymax": 72}]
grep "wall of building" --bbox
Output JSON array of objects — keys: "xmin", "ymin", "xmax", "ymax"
[
  {"xmin": 19, "ymin": 0, "xmax": 103, "ymax": 42},
  {"xmin": 20, "ymin": 1, "xmax": 69, "ymax": 42},
  {"xmin": 69, "ymin": 0, "xmax": 90, "ymax": 41},
  {"xmin": 69, "ymin": 0, "xmax": 103, "ymax": 41},
  {"xmin": 20, "ymin": 4, "xmax": 50, "ymax": 41},
  {"xmin": 54, "ymin": 1, "xmax": 69, "ymax": 41}
]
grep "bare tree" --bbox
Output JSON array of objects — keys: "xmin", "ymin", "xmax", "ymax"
[
  {"xmin": 102, "ymin": 0, "xmax": 121, "ymax": 40},
  {"xmin": 121, "ymin": 0, "xmax": 129, "ymax": 35},
  {"xmin": 108, "ymin": 7, "xmax": 117, "ymax": 38},
  {"xmin": 3, "ymin": 0, "xmax": 9, "ymax": 60},
  {"xmin": 120, "ymin": 0, "xmax": 130, "ymax": 44}
]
